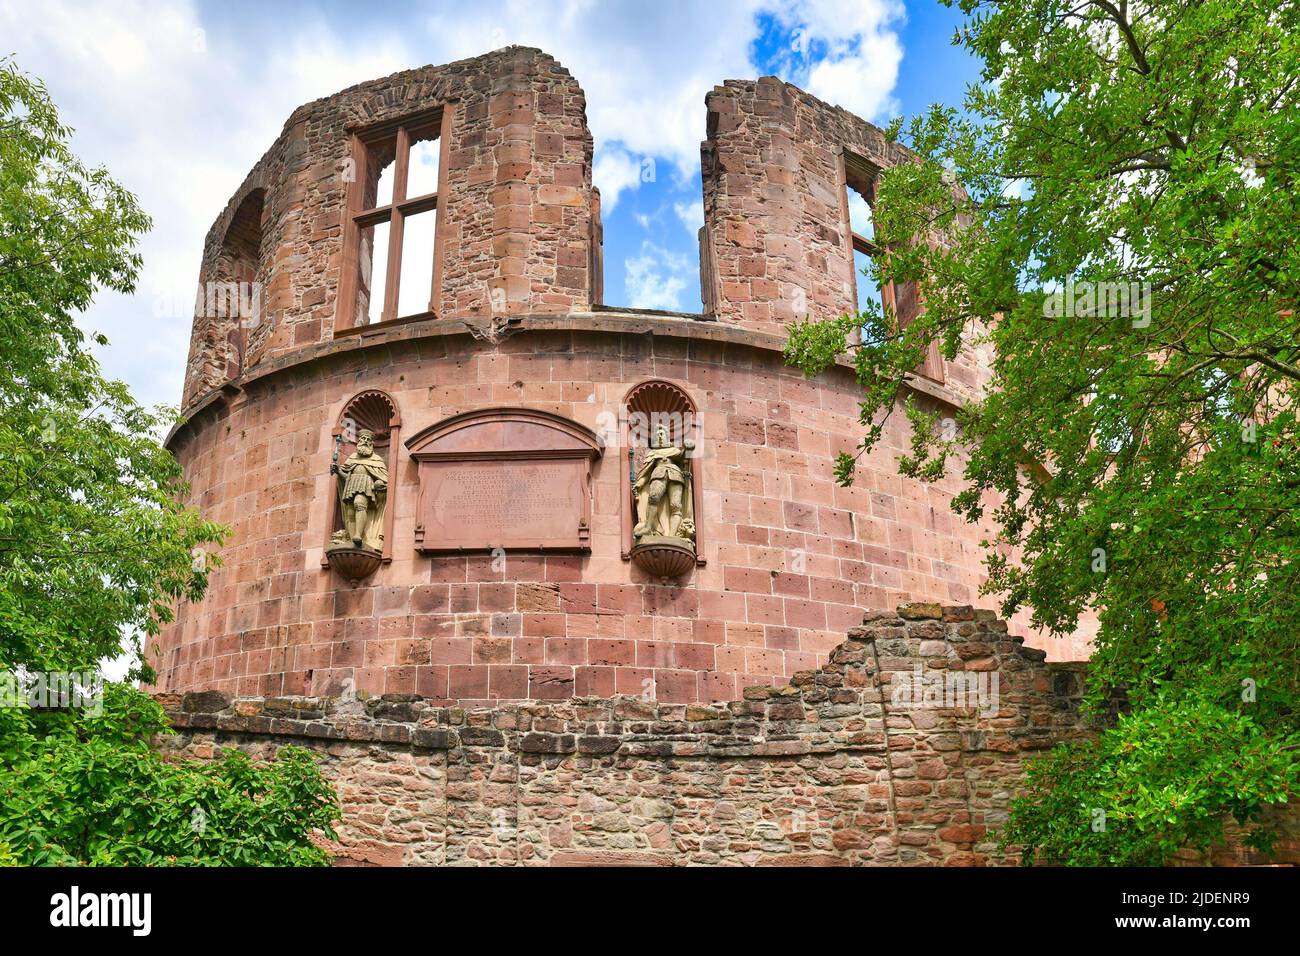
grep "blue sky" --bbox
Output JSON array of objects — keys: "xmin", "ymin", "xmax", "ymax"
[
  {"xmin": 605, "ymin": 1, "xmax": 981, "ymax": 315},
  {"xmin": 1, "ymin": 0, "xmax": 982, "ymax": 408}
]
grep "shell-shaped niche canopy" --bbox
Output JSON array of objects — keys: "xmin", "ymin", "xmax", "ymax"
[
  {"xmin": 625, "ymin": 379, "xmax": 695, "ymax": 439},
  {"xmin": 621, "ymin": 379, "xmax": 704, "ymax": 578},
  {"xmin": 341, "ymin": 389, "xmax": 401, "ymax": 438}
]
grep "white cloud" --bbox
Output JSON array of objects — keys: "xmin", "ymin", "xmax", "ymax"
[
  {"xmin": 414, "ymin": 0, "xmax": 768, "ymax": 210},
  {"xmin": 673, "ymin": 200, "xmax": 704, "ymax": 235},
  {"xmin": 769, "ymin": 0, "xmax": 906, "ymax": 121},
  {"xmin": 624, "ymin": 241, "xmax": 692, "ymax": 311},
  {"xmin": 0, "ymin": 0, "xmax": 426, "ymax": 409},
  {"xmin": 807, "ymin": 45, "xmax": 902, "ymax": 121},
  {"xmin": 593, "ymin": 146, "xmax": 646, "ymax": 213},
  {"xmin": 0, "ymin": 0, "xmax": 906, "ymax": 407},
  {"xmin": 846, "ymin": 188, "xmax": 873, "ymax": 237}
]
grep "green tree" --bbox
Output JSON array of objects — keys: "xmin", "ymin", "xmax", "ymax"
[
  {"xmin": 0, "ymin": 59, "xmax": 339, "ymax": 865},
  {"xmin": 0, "ymin": 685, "xmax": 338, "ymax": 866},
  {"xmin": 0, "ymin": 58, "xmax": 218, "ymax": 673},
  {"xmin": 787, "ymin": 0, "xmax": 1299, "ymax": 864}
]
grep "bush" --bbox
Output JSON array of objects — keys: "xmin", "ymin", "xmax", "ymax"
[{"xmin": 0, "ymin": 683, "xmax": 339, "ymax": 866}]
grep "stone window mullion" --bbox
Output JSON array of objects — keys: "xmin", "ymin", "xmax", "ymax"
[{"xmin": 380, "ymin": 125, "xmax": 411, "ymax": 323}]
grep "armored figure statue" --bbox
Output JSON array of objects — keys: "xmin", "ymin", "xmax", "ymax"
[
  {"xmin": 632, "ymin": 424, "xmax": 694, "ymax": 544},
  {"xmin": 330, "ymin": 428, "xmax": 388, "ymax": 551}
]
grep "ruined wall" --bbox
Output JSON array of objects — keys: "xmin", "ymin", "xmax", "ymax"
[
  {"xmin": 161, "ymin": 48, "xmax": 1093, "ymax": 710},
  {"xmin": 183, "ymin": 47, "xmax": 596, "ymax": 406},
  {"xmin": 159, "ymin": 604, "xmax": 1095, "ymax": 866},
  {"xmin": 702, "ymin": 76, "xmax": 882, "ymax": 334},
  {"xmin": 182, "ymin": 53, "xmax": 1000, "ymax": 420},
  {"xmin": 699, "ymin": 76, "xmax": 992, "ymax": 404}
]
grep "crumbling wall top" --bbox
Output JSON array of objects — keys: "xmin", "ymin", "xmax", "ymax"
[{"xmin": 183, "ymin": 47, "xmax": 598, "ymax": 407}]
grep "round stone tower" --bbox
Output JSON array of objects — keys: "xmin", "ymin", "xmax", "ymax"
[{"xmin": 151, "ymin": 47, "xmax": 1088, "ymax": 706}]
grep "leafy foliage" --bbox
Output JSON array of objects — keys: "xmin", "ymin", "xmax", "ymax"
[
  {"xmin": 1003, "ymin": 686, "xmax": 1293, "ymax": 865},
  {"xmin": 0, "ymin": 61, "xmax": 338, "ymax": 865},
  {"xmin": 0, "ymin": 684, "xmax": 338, "ymax": 866},
  {"xmin": 0, "ymin": 57, "xmax": 223, "ymax": 673},
  {"xmin": 787, "ymin": 0, "xmax": 1299, "ymax": 863}
]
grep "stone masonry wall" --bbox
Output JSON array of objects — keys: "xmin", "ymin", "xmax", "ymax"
[
  {"xmin": 699, "ymin": 77, "xmax": 992, "ymax": 405},
  {"xmin": 153, "ymin": 317, "xmax": 1090, "ymax": 704},
  {"xmin": 702, "ymin": 76, "xmax": 899, "ymax": 334},
  {"xmin": 159, "ymin": 603, "xmax": 1097, "ymax": 866},
  {"xmin": 184, "ymin": 47, "xmax": 595, "ymax": 405}
]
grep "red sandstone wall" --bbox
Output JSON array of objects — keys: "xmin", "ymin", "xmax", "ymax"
[
  {"xmin": 183, "ymin": 47, "xmax": 596, "ymax": 406},
  {"xmin": 699, "ymin": 76, "xmax": 993, "ymax": 404},
  {"xmin": 702, "ymin": 76, "xmax": 883, "ymax": 334},
  {"xmin": 163, "ymin": 49, "xmax": 1095, "ymax": 706},
  {"xmin": 153, "ymin": 315, "xmax": 1087, "ymax": 704}
]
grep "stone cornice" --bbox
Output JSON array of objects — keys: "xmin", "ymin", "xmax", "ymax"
[{"xmin": 165, "ymin": 310, "xmax": 970, "ymax": 450}]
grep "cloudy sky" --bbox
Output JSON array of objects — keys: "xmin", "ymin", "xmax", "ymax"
[{"xmin": 1, "ymin": 0, "xmax": 979, "ymax": 410}]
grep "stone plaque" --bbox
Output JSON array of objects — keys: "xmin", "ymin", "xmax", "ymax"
[{"xmin": 406, "ymin": 408, "xmax": 602, "ymax": 552}]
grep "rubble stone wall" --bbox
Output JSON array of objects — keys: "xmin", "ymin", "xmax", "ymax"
[{"xmin": 160, "ymin": 604, "xmax": 1097, "ymax": 866}]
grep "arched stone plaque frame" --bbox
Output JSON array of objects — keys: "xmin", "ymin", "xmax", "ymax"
[
  {"xmin": 620, "ymin": 379, "xmax": 705, "ymax": 567},
  {"xmin": 320, "ymin": 389, "xmax": 401, "ymax": 567},
  {"xmin": 405, "ymin": 408, "xmax": 603, "ymax": 553}
]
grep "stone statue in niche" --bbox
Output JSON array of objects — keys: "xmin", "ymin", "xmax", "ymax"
[
  {"xmin": 329, "ymin": 428, "xmax": 388, "ymax": 551},
  {"xmin": 632, "ymin": 424, "xmax": 695, "ymax": 545}
]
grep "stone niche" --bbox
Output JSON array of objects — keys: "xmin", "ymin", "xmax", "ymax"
[
  {"xmin": 620, "ymin": 380, "xmax": 704, "ymax": 580},
  {"xmin": 321, "ymin": 389, "xmax": 402, "ymax": 577},
  {"xmin": 405, "ymin": 408, "xmax": 603, "ymax": 553}
]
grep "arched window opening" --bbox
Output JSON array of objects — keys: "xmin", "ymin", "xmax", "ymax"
[{"xmin": 201, "ymin": 188, "xmax": 266, "ymax": 388}]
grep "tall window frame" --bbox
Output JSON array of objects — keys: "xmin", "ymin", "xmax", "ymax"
[
  {"xmin": 337, "ymin": 106, "xmax": 455, "ymax": 333},
  {"xmin": 841, "ymin": 149, "xmax": 944, "ymax": 383}
]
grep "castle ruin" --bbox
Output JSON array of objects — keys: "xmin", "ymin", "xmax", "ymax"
[{"xmin": 138, "ymin": 48, "xmax": 1170, "ymax": 866}]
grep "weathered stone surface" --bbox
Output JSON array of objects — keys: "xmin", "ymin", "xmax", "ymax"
[
  {"xmin": 411, "ymin": 727, "xmax": 455, "ymax": 750},
  {"xmin": 180, "ymin": 690, "xmax": 232, "ymax": 713},
  {"xmin": 518, "ymin": 732, "xmax": 576, "ymax": 754},
  {"xmin": 157, "ymin": 607, "xmax": 1139, "ymax": 867},
  {"xmin": 576, "ymin": 735, "xmax": 621, "ymax": 755},
  {"xmin": 898, "ymin": 603, "xmax": 943, "ymax": 620},
  {"xmin": 458, "ymin": 726, "xmax": 505, "ymax": 747}
]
